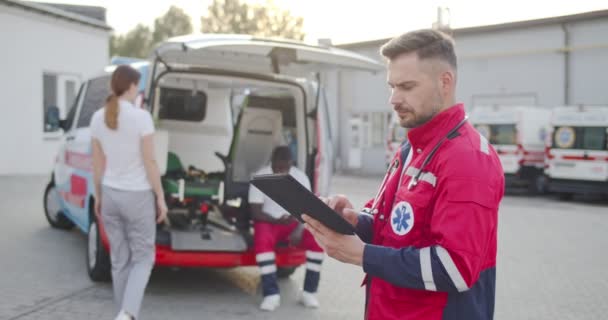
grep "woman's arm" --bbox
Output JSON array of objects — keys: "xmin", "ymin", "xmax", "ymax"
[
  {"xmin": 141, "ymin": 134, "xmax": 163, "ymax": 198},
  {"xmin": 92, "ymin": 138, "xmax": 105, "ymax": 218},
  {"xmin": 141, "ymin": 134, "xmax": 167, "ymax": 223},
  {"xmin": 92, "ymin": 138, "xmax": 105, "ymax": 202}
]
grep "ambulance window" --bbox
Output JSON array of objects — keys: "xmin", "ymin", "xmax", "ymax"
[
  {"xmin": 474, "ymin": 124, "xmax": 491, "ymax": 140},
  {"xmin": 158, "ymin": 88, "xmax": 207, "ymax": 122},
  {"xmin": 553, "ymin": 126, "xmax": 607, "ymax": 150},
  {"xmin": 77, "ymin": 76, "xmax": 111, "ymax": 128},
  {"xmin": 490, "ymin": 124, "xmax": 516, "ymax": 145},
  {"xmin": 582, "ymin": 127, "xmax": 607, "ymax": 150}
]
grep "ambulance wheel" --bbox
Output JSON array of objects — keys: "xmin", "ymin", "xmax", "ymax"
[
  {"xmin": 277, "ymin": 266, "xmax": 297, "ymax": 279},
  {"xmin": 87, "ymin": 216, "xmax": 111, "ymax": 282},
  {"xmin": 44, "ymin": 182, "xmax": 74, "ymax": 230},
  {"xmin": 558, "ymin": 192, "xmax": 574, "ymax": 201},
  {"xmin": 530, "ymin": 175, "xmax": 547, "ymax": 195}
]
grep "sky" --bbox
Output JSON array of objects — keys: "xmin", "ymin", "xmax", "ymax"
[{"xmin": 34, "ymin": 0, "xmax": 608, "ymax": 45}]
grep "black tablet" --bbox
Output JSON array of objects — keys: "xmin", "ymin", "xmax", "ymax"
[{"xmin": 251, "ymin": 173, "xmax": 355, "ymax": 235}]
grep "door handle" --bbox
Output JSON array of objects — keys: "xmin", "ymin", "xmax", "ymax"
[{"xmin": 66, "ymin": 136, "xmax": 76, "ymax": 141}]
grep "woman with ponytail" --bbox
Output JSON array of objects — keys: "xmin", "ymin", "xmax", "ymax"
[{"xmin": 90, "ymin": 65, "xmax": 167, "ymax": 320}]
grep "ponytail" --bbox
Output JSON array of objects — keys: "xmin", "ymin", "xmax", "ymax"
[
  {"xmin": 106, "ymin": 65, "xmax": 141, "ymax": 130},
  {"xmin": 105, "ymin": 94, "xmax": 119, "ymax": 130}
]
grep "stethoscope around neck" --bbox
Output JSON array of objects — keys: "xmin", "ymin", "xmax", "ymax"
[{"xmin": 368, "ymin": 116, "xmax": 468, "ymax": 214}]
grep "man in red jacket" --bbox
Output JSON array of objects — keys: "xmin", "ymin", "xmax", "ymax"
[{"xmin": 303, "ymin": 29, "xmax": 504, "ymax": 320}]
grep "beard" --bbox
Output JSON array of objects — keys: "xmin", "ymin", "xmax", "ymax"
[
  {"xmin": 398, "ymin": 92, "xmax": 444, "ymax": 129},
  {"xmin": 399, "ymin": 110, "xmax": 434, "ymax": 128}
]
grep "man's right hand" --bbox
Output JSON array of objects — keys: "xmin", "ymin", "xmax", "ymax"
[{"xmin": 323, "ymin": 195, "xmax": 359, "ymax": 228}]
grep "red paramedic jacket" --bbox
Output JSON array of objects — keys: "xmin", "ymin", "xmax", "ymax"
[{"xmin": 356, "ymin": 104, "xmax": 504, "ymax": 320}]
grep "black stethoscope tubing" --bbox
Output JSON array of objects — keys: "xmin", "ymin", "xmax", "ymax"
[{"xmin": 369, "ymin": 116, "xmax": 468, "ymax": 213}]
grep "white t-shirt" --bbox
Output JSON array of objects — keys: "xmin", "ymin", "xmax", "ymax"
[
  {"xmin": 90, "ymin": 99, "xmax": 155, "ymax": 191},
  {"xmin": 248, "ymin": 166, "xmax": 311, "ymax": 219}
]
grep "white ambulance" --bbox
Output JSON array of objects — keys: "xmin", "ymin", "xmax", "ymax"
[
  {"xmin": 469, "ymin": 106, "xmax": 551, "ymax": 193},
  {"xmin": 43, "ymin": 35, "xmax": 382, "ymax": 281},
  {"xmin": 545, "ymin": 106, "xmax": 608, "ymax": 199}
]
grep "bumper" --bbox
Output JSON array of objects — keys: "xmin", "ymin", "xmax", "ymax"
[
  {"xmin": 548, "ymin": 178, "xmax": 608, "ymax": 195},
  {"xmin": 505, "ymin": 166, "xmax": 543, "ymax": 187},
  {"xmin": 505, "ymin": 173, "xmax": 528, "ymax": 187},
  {"xmin": 102, "ymin": 228, "xmax": 307, "ymax": 269},
  {"xmin": 154, "ymin": 245, "xmax": 306, "ymax": 268}
]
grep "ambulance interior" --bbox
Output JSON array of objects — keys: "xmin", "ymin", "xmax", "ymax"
[{"xmin": 151, "ymin": 73, "xmax": 306, "ymax": 235}]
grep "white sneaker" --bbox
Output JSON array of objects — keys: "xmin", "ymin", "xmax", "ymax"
[
  {"xmin": 299, "ymin": 291, "xmax": 320, "ymax": 308},
  {"xmin": 114, "ymin": 311, "xmax": 134, "ymax": 320},
  {"xmin": 259, "ymin": 294, "xmax": 281, "ymax": 311}
]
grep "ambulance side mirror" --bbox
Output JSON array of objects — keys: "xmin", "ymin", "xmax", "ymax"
[{"xmin": 58, "ymin": 119, "xmax": 69, "ymax": 132}]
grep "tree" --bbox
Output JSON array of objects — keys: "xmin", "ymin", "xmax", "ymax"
[
  {"xmin": 110, "ymin": 24, "xmax": 152, "ymax": 58},
  {"xmin": 152, "ymin": 6, "xmax": 193, "ymax": 44},
  {"xmin": 109, "ymin": 6, "xmax": 193, "ymax": 58},
  {"xmin": 201, "ymin": 0, "xmax": 305, "ymax": 41}
]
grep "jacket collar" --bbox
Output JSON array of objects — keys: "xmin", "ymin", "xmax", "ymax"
[{"xmin": 407, "ymin": 103, "xmax": 466, "ymax": 153}]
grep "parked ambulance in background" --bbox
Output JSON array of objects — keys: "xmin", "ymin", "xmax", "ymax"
[
  {"xmin": 470, "ymin": 106, "xmax": 551, "ymax": 193},
  {"xmin": 385, "ymin": 112, "xmax": 408, "ymax": 166},
  {"xmin": 545, "ymin": 106, "xmax": 608, "ymax": 199}
]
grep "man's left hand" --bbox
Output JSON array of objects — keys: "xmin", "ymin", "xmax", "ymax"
[{"xmin": 302, "ymin": 214, "xmax": 365, "ymax": 266}]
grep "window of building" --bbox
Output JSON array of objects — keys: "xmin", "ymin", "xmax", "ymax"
[
  {"xmin": 43, "ymin": 73, "xmax": 81, "ymax": 133},
  {"xmin": 43, "ymin": 74, "xmax": 58, "ymax": 132},
  {"xmin": 370, "ymin": 112, "xmax": 386, "ymax": 147}
]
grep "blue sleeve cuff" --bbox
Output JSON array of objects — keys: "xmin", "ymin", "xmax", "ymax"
[
  {"xmin": 362, "ymin": 244, "xmax": 385, "ymax": 275},
  {"xmin": 362, "ymin": 244, "xmax": 425, "ymax": 290},
  {"xmin": 356, "ymin": 213, "xmax": 374, "ymax": 243}
]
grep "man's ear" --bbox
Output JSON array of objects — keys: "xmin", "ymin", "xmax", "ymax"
[{"xmin": 440, "ymin": 69, "xmax": 455, "ymax": 94}]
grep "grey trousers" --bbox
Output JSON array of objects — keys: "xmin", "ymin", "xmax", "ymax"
[{"xmin": 101, "ymin": 186, "xmax": 156, "ymax": 319}]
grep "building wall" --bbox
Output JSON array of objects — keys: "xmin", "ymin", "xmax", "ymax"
[
  {"xmin": 455, "ymin": 25, "xmax": 566, "ymax": 108},
  {"xmin": 567, "ymin": 19, "xmax": 608, "ymax": 105},
  {"xmin": 0, "ymin": 5, "xmax": 109, "ymax": 175},
  {"xmin": 333, "ymin": 47, "xmax": 391, "ymax": 174},
  {"xmin": 334, "ymin": 16, "xmax": 608, "ymax": 174}
]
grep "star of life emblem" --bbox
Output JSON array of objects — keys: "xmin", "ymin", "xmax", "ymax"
[{"xmin": 391, "ymin": 201, "xmax": 414, "ymax": 236}]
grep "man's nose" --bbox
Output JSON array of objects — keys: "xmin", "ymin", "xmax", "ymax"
[{"xmin": 389, "ymin": 91, "xmax": 401, "ymax": 108}]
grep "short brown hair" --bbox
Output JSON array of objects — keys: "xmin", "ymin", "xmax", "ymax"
[{"xmin": 380, "ymin": 29, "xmax": 457, "ymax": 69}]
